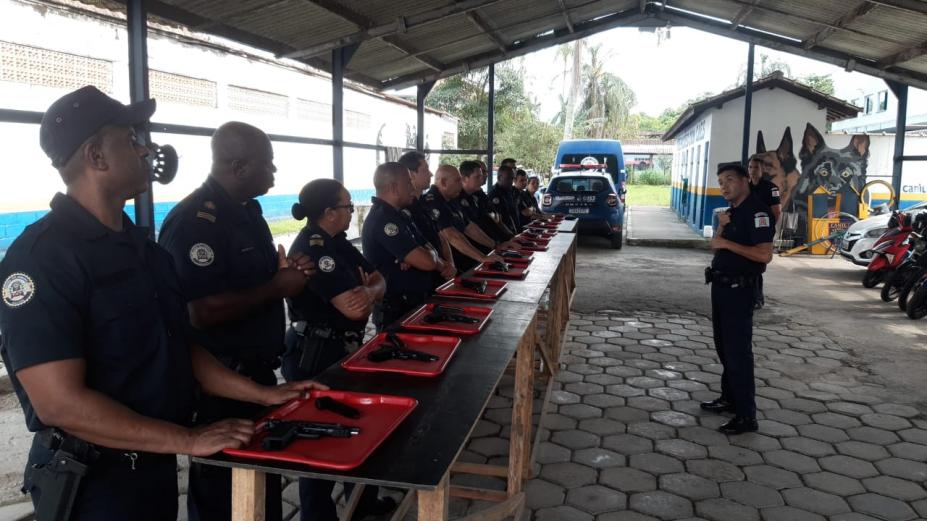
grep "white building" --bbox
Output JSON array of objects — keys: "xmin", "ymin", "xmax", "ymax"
[{"xmin": 833, "ymin": 77, "xmax": 927, "ymax": 134}]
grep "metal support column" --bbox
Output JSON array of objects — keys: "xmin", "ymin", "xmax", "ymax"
[
  {"xmin": 486, "ymin": 63, "xmax": 496, "ymax": 187},
  {"xmin": 888, "ymin": 80, "xmax": 908, "ymax": 209},
  {"xmin": 127, "ymin": 0, "xmax": 154, "ymax": 236},
  {"xmin": 416, "ymin": 81, "xmax": 436, "ymax": 152},
  {"xmin": 741, "ymin": 42, "xmax": 755, "ymax": 165},
  {"xmin": 332, "ymin": 44, "xmax": 359, "ymax": 182}
]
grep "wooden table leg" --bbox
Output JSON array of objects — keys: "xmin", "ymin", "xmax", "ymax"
[
  {"xmin": 232, "ymin": 467, "xmax": 266, "ymax": 521},
  {"xmin": 508, "ymin": 316, "xmax": 536, "ymax": 496},
  {"xmin": 418, "ymin": 472, "xmax": 450, "ymax": 521}
]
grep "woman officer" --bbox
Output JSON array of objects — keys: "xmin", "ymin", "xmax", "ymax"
[{"xmin": 283, "ymin": 178, "xmax": 393, "ymax": 521}]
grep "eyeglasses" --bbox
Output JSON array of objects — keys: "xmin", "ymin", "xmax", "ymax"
[{"xmin": 330, "ymin": 203, "xmax": 355, "ymax": 213}]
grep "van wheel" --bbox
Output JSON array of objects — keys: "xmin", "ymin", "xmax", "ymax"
[{"xmin": 610, "ymin": 231, "xmax": 623, "ymax": 249}]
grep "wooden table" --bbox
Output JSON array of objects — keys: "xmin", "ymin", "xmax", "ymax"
[{"xmin": 195, "ymin": 233, "xmax": 577, "ymax": 521}]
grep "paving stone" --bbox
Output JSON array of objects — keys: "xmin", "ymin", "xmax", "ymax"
[
  {"xmin": 551, "ymin": 429, "xmax": 600, "ymax": 450},
  {"xmin": 649, "ymin": 387, "xmax": 689, "ymax": 402},
  {"xmin": 875, "ymin": 458, "xmax": 927, "ymax": 482},
  {"xmin": 628, "ymin": 421, "xmax": 677, "ymax": 440},
  {"xmin": 539, "ymin": 462, "xmax": 597, "ymax": 488},
  {"xmin": 627, "ymin": 396, "xmax": 671, "ymax": 412},
  {"xmin": 756, "ymin": 387, "xmax": 795, "ymax": 401},
  {"xmin": 537, "ymin": 441, "xmax": 573, "ymax": 464},
  {"xmin": 897, "ymin": 428, "xmax": 927, "ymax": 445},
  {"xmin": 650, "ymin": 411, "xmax": 697, "ymax": 428},
  {"xmin": 757, "ymin": 420, "xmax": 798, "ymax": 437},
  {"xmin": 561, "ymin": 404, "xmax": 604, "ymax": 420},
  {"xmin": 764, "ymin": 450, "xmax": 821, "ymax": 474},
  {"xmin": 579, "ymin": 418, "xmax": 626, "ymax": 436},
  {"xmin": 534, "ymin": 505, "xmax": 594, "ymax": 521},
  {"xmin": 779, "ymin": 437, "xmax": 835, "ymax": 457},
  {"xmin": 694, "ymin": 498, "xmax": 759, "ymax": 521},
  {"xmin": 803, "ymin": 472, "xmax": 865, "ymax": 496},
  {"xmin": 584, "ymin": 393, "xmax": 627, "ymax": 409},
  {"xmin": 685, "ymin": 371, "xmax": 721, "ymax": 385},
  {"xmin": 847, "ymin": 493, "xmax": 917, "ymax": 521},
  {"xmin": 818, "ymin": 455, "xmax": 878, "ymax": 479},
  {"xmin": 566, "ymin": 382, "xmax": 606, "ymax": 396},
  {"xmin": 667, "ymin": 379, "xmax": 707, "ymax": 392},
  {"xmin": 585, "ymin": 373, "xmax": 625, "ymax": 386},
  {"xmin": 887, "ymin": 441, "xmax": 927, "ymax": 461},
  {"xmin": 659, "ymin": 473, "xmax": 720, "ymax": 501},
  {"xmin": 862, "ymin": 475, "xmax": 927, "ymax": 501},
  {"xmin": 730, "ymin": 433, "xmax": 781, "ymax": 452},
  {"xmin": 574, "ymin": 447, "xmax": 627, "ymax": 469},
  {"xmin": 796, "ymin": 424, "xmax": 850, "ymax": 443},
  {"xmin": 526, "ymin": 478, "xmax": 567, "ymax": 509},
  {"xmin": 678, "ymin": 426, "xmax": 728, "ymax": 447},
  {"xmin": 606, "ymin": 407, "xmax": 650, "ymax": 423},
  {"xmin": 655, "ymin": 439, "xmax": 707, "ymax": 460},
  {"xmin": 566, "ymin": 485, "xmax": 628, "ymax": 514},
  {"xmin": 629, "ymin": 491, "xmax": 694, "ymax": 520},
  {"xmin": 671, "ymin": 400, "xmax": 703, "ymax": 416},
  {"xmin": 603, "ymin": 433, "xmax": 654, "ymax": 455},
  {"xmin": 763, "ymin": 409, "xmax": 812, "ymax": 426},
  {"xmin": 847, "ymin": 426, "xmax": 900, "ymax": 444},
  {"xmin": 607, "ymin": 384, "xmax": 648, "ymax": 398},
  {"xmin": 758, "ymin": 506, "xmax": 825, "ymax": 521},
  {"xmin": 552, "ymin": 390, "xmax": 583, "ymax": 405},
  {"xmin": 913, "ymin": 498, "xmax": 927, "ymax": 518},
  {"xmin": 647, "ymin": 369, "xmax": 683, "ymax": 380},
  {"xmin": 811, "ymin": 412, "xmax": 861, "ymax": 429},
  {"xmin": 600, "ymin": 467, "xmax": 657, "ymax": 493},
  {"xmin": 596, "ymin": 512, "xmax": 660, "ymax": 521},
  {"xmin": 781, "ymin": 487, "xmax": 850, "ymax": 516},
  {"xmin": 686, "ymin": 459, "xmax": 745, "ymax": 482},
  {"xmin": 826, "ymin": 402, "xmax": 875, "ymax": 418},
  {"xmin": 860, "ymin": 413, "xmax": 912, "ymax": 431},
  {"xmin": 606, "ymin": 366, "xmax": 645, "ymax": 378},
  {"xmin": 626, "ymin": 376, "xmax": 666, "ymax": 389},
  {"xmin": 835, "ymin": 441, "xmax": 891, "ymax": 461},
  {"xmin": 707, "ymin": 445, "xmax": 763, "ymax": 466},
  {"xmin": 720, "ymin": 481, "xmax": 783, "ymax": 508},
  {"xmin": 872, "ymin": 403, "xmax": 921, "ymax": 418}
]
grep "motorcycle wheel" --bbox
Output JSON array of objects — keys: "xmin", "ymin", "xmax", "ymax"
[
  {"xmin": 906, "ymin": 285, "xmax": 927, "ymax": 319},
  {"xmin": 900, "ymin": 271, "xmax": 927, "ymax": 312},
  {"xmin": 881, "ymin": 271, "xmax": 902, "ymax": 302},
  {"xmin": 862, "ymin": 270, "xmax": 882, "ymax": 288}
]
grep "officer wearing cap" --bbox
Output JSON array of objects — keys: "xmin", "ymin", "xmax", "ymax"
[
  {"xmin": 701, "ymin": 162, "xmax": 774, "ymax": 435},
  {"xmin": 283, "ymin": 179, "xmax": 394, "ymax": 521},
  {"xmin": 747, "ymin": 154, "xmax": 782, "ymax": 310},
  {"xmin": 488, "ymin": 164, "xmax": 521, "ymax": 233},
  {"xmin": 422, "ymin": 165, "xmax": 505, "ymax": 272},
  {"xmin": 158, "ymin": 121, "xmax": 315, "ymax": 521},
  {"xmin": 0, "ymin": 86, "xmax": 324, "ymax": 521},
  {"xmin": 458, "ymin": 161, "xmax": 514, "ymax": 244},
  {"xmin": 363, "ymin": 162, "xmax": 454, "ymax": 330},
  {"xmin": 398, "ymin": 151, "xmax": 455, "ymax": 277}
]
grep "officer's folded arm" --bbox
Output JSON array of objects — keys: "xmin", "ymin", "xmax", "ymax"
[
  {"xmin": 16, "ymin": 358, "xmax": 255, "ymax": 457},
  {"xmin": 336, "ymin": 270, "xmax": 386, "ymax": 320}
]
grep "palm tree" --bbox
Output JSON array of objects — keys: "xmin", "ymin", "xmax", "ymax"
[{"xmin": 579, "ymin": 45, "xmax": 637, "ymax": 139}]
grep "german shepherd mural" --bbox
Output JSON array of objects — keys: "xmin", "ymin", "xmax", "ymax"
[{"xmin": 754, "ymin": 127, "xmax": 799, "ymax": 210}]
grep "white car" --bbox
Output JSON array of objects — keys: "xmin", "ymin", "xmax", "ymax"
[{"xmin": 839, "ymin": 202, "xmax": 927, "ymax": 265}]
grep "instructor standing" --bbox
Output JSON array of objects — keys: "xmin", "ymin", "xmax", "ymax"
[{"xmin": 747, "ymin": 154, "xmax": 781, "ymax": 309}]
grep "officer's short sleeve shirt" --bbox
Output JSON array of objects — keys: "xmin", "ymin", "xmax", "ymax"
[
  {"xmin": 422, "ymin": 186, "xmax": 468, "ymax": 233},
  {"xmin": 751, "ymin": 178, "xmax": 781, "ymax": 208},
  {"xmin": 361, "ymin": 197, "xmax": 434, "ymax": 295},
  {"xmin": 711, "ymin": 196, "xmax": 775, "ymax": 275}
]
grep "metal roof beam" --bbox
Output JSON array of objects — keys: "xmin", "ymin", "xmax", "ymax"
[
  {"xmin": 866, "ymin": 0, "xmax": 927, "ymax": 17},
  {"xmin": 467, "ymin": 11, "xmax": 508, "ymax": 54},
  {"xmin": 879, "ymin": 41, "xmax": 927, "ymax": 69},
  {"xmin": 558, "ymin": 0, "xmax": 575, "ymax": 33},
  {"xmin": 803, "ymin": 2, "xmax": 875, "ymax": 49},
  {"xmin": 729, "ymin": 0, "xmax": 760, "ymax": 30},
  {"xmin": 283, "ymin": 0, "xmax": 503, "ymax": 60}
]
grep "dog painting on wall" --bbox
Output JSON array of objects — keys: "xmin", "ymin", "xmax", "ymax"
[
  {"xmin": 795, "ymin": 123, "xmax": 870, "ymax": 206},
  {"xmin": 754, "ymin": 127, "xmax": 800, "ymax": 211}
]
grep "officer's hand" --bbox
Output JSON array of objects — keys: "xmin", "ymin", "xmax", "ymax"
[
  {"xmin": 344, "ymin": 286, "xmax": 375, "ymax": 311},
  {"xmin": 260, "ymin": 380, "xmax": 330, "ymax": 406},
  {"xmin": 358, "ymin": 267, "xmax": 371, "ymax": 287},
  {"xmin": 717, "ymin": 211, "xmax": 731, "ymax": 227},
  {"xmin": 482, "ymin": 254, "xmax": 504, "ymax": 264},
  {"xmin": 497, "ymin": 240, "xmax": 520, "ymax": 251},
  {"xmin": 186, "ymin": 419, "xmax": 255, "ymax": 456},
  {"xmin": 288, "ymin": 251, "xmax": 317, "ymax": 278},
  {"xmin": 440, "ymin": 262, "xmax": 457, "ymax": 279},
  {"xmin": 272, "ymin": 245, "xmax": 309, "ymax": 298},
  {"xmin": 710, "ymin": 235, "xmax": 728, "ymax": 251}
]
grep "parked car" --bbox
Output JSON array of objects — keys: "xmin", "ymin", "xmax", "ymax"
[
  {"xmin": 552, "ymin": 139, "xmax": 626, "ymax": 188},
  {"xmin": 839, "ymin": 201, "xmax": 927, "ymax": 265},
  {"xmin": 541, "ymin": 168, "xmax": 625, "ymax": 248}
]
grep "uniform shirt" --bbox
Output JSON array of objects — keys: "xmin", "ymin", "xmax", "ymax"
[
  {"xmin": 711, "ymin": 195, "xmax": 775, "ymax": 275},
  {"xmin": 362, "ymin": 197, "xmax": 434, "ymax": 295},
  {"xmin": 407, "ymin": 197, "xmax": 442, "ymax": 252},
  {"xmin": 421, "ymin": 185, "xmax": 468, "ymax": 234},
  {"xmin": 750, "ymin": 177, "xmax": 781, "ymax": 209},
  {"xmin": 487, "ymin": 183, "xmax": 520, "ymax": 232},
  {"xmin": 158, "ymin": 177, "xmax": 284, "ymax": 362},
  {"xmin": 0, "ymin": 193, "xmax": 195, "ymax": 432},
  {"xmin": 468, "ymin": 188, "xmax": 512, "ymax": 241},
  {"xmin": 287, "ymin": 223, "xmax": 373, "ymax": 331},
  {"xmin": 515, "ymin": 188, "xmax": 539, "ymax": 227}
]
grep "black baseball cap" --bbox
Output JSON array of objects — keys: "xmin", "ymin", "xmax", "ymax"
[{"xmin": 39, "ymin": 86, "xmax": 156, "ymax": 167}]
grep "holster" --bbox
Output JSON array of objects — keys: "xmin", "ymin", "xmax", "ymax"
[
  {"xmin": 292, "ymin": 322, "xmax": 328, "ymax": 375},
  {"xmin": 31, "ymin": 449, "xmax": 89, "ymax": 521},
  {"xmin": 704, "ymin": 267, "xmax": 713, "ymax": 285}
]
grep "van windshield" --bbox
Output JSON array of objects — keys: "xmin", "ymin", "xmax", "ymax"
[
  {"xmin": 552, "ymin": 176, "xmax": 610, "ymax": 193},
  {"xmin": 559, "ymin": 153, "xmax": 620, "ymax": 177}
]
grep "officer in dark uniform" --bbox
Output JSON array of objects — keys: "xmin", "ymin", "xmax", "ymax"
[
  {"xmin": 701, "ymin": 163, "xmax": 775, "ymax": 435},
  {"xmin": 748, "ymin": 155, "xmax": 782, "ymax": 310},
  {"xmin": 283, "ymin": 179, "xmax": 394, "ymax": 521},
  {"xmin": 159, "ymin": 122, "xmax": 315, "ymax": 521},
  {"xmin": 0, "ymin": 86, "xmax": 322, "ymax": 521},
  {"xmin": 422, "ymin": 165, "xmax": 505, "ymax": 272},
  {"xmin": 514, "ymin": 169, "xmax": 542, "ymax": 227},
  {"xmin": 398, "ymin": 151, "xmax": 455, "ymax": 276},
  {"xmin": 459, "ymin": 160, "xmax": 515, "ymax": 243},
  {"xmin": 488, "ymin": 165, "xmax": 522, "ymax": 233},
  {"xmin": 363, "ymin": 162, "xmax": 454, "ymax": 330}
]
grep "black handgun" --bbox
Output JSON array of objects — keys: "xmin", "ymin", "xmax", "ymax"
[
  {"xmin": 517, "ymin": 239, "xmax": 537, "ymax": 247},
  {"xmin": 315, "ymin": 396, "xmax": 360, "ymax": 419},
  {"xmin": 500, "ymin": 250, "xmax": 524, "ymax": 259},
  {"xmin": 489, "ymin": 261, "xmax": 511, "ymax": 272},
  {"xmin": 366, "ymin": 342, "xmax": 439, "ymax": 363},
  {"xmin": 459, "ymin": 278, "xmax": 488, "ymax": 294},
  {"xmin": 424, "ymin": 311, "xmax": 480, "ymax": 324},
  {"xmin": 261, "ymin": 420, "xmax": 360, "ymax": 451}
]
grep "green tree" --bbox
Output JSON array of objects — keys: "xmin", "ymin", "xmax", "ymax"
[{"xmin": 798, "ymin": 73, "xmax": 835, "ymax": 95}]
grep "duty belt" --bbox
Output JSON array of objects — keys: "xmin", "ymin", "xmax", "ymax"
[
  {"xmin": 291, "ymin": 321, "xmax": 363, "ymax": 343},
  {"xmin": 705, "ymin": 268, "xmax": 757, "ymax": 288},
  {"xmin": 36, "ymin": 429, "xmax": 166, "ymax": 470}
]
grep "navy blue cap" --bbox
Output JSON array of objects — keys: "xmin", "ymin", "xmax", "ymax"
[{"xmin": 39, "ymin": 86, "xmax": 156, "ymax": 167}]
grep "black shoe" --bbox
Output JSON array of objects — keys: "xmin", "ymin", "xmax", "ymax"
[
  {"xmin": 699, "ymin": 398, "xmax": 734, "ymax": 413},
  {"xmin": 719, "ymin": 416, "xmax": 758, "ymax": 434}
]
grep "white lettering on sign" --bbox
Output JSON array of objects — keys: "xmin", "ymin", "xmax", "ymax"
[{"xmin": 677, "ymin": 119, "xmax": 706, "ymax": 148}]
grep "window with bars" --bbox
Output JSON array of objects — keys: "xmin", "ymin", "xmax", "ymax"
[
  {"xmin": 150, "ymin": 70, "xmax": 216, "ymax": 107},
  {"xmin": 227, "ymin": 85, "xmax": 289, "ymax": 117},
  {"xmin": 295, "ymin": 98, "xmax": 330, "ymax": 122},
  {"xmin": 0, "ymin": 41, "xmax": 112, "ymax": 92}
]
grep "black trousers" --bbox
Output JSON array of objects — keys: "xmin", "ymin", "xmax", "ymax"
[
  {"xmin": 188, "ymin": 365, "xmax": 282, "ymax": 521},
  {"xmin": 710, "ymin": 281, "xmax": 757, "ymax": 418},
  {"xmin": 25, "ymin": 438, "xmax": 178, "ymax": 521},
  {"xmin": 755, "ymin": 273, "xmax": 765, "ymax": 305},
  {"xmin": 282, "ymin": 328, "xmax": 379, "ymax": 521}
]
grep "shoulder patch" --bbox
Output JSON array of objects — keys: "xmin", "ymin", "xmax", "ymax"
[
  {"xmin": 431, "ymin": 208, "xmax": 441, "ymax": 220},
  {"xmin": 400, "ymin": 209, "xmax": 413, "ymax": 219},
  {"xmin": 424, "ymin": 193, "xmax": 435, "ymax": 202},
  {"xmin": 319, "ymin": 256, "xmax": 336, "ymax": 272},
  {"xmin": 771, "ymin": 188, "xmax": 780, "ymax": 197},
  {"xmin": 384, "ymin": 223, "xmax": 399, "ymax": 237},
  {"xmin": 2, "ymin": 272, "xmax": 35, "ymax": 308},
  {"xmin": 189, "ymin": 243, "xmax": 215, "ymax": 267},
  {"xmin": 309, "ymin": 234, "xmax": 325, "ymax": 247},
  {"xmin": 460, "ymin": 198, "xmax": 470, "ymax": 207},
  {"xmin": 196, "ymin": 211, "xmax": 216, "ymax": 223},
  {"xmin": 492, "ymin": 197, "xmax": 500, "ymax": 204},
  {"xmin": 203, "ymin": 201, "xmax": 217, "ymax": 210},
  {"xmin": 754, "ymin": 212, "xmax": 770, "ymax": 228}
]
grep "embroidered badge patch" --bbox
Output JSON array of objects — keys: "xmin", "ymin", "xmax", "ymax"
[
  {"xmin": 771, "ymin": 188, "xmax": 780, "ymax": 197},
  {"xmin": 400, "ymin": 209, "xmax": 412, "ymax": 219},
  {"xmin": 2, "ymin": 272, "xmax": 35, "ymax": 308},
  {"xmin": 460, "ymin": 198, "xmax": 469, "ymax": 207},
  {"xmin": 431, "ymin": 208, "xmax": 441, "ymax": 220},
  {"xmin": 384, "ymin": 223, "xmax": 399, "ymax": 237},
  {"xmin": 319, "ymin": 256, "xmax": 336, "ymax": 272},
  {"xmin": 189, "ymin": 243, "xmax": 215, "ymax": 267},
  {"xmin": 196, "ymin": 211, "xmax": 216, "ymax": 223},
  {"xmin": 754, "ymin": 212, "xmax": 770, "ymax": 228},
  {"xmin": 309, "ymin": 234, "xmax": 325, "ymax": 247},
  {"xmin": 492, "ymin": 197, "xmax": 500, "ymax": 204}
]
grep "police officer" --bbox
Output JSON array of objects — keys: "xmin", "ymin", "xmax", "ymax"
[
  {"xmin": 422, "ymin": 165, "xmax": 505, "ymax": 272},
  {"xmin": 283, "ymin": 179, "xmax": 394, "ymax": 521},
  {"xmin": 488, "ymin": 165, "xmax": 522, "ymax": 233},
  {"xmin": 747, "ymin": 154, "xmax": 782, "ymax": 310},
  {"xmin": 159, "ymin": 122, "xmax": 314, "ymax": 521},
  {"xmin": 0, "ymin": 86, "xmax": 323, "ymax": 521},
  {"xmin": 363, "ymin": 162, "xmax": 454, "ymax": 330},
  {"xmin": 458, "ymin": 160, "xmax": 515, "ymax": 243},
  {"xmin": 514, "ymin": 169, "xmax": 542, "ymax": 226},
  {"xmin": 398, "ymin": 151, "xmax": 455, "ymax": 276},
  {"xmin": 701, "ymin": 163, "xmax": 774, "ymax": 435},
  {"xmin": 527, "ymin": 174, "xmax": 543, "ymax": 206}
]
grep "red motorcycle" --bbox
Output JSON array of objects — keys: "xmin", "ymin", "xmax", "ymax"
[{"xmin": 863, "ymin": 211, "xmax": 914, "ymax": 288}]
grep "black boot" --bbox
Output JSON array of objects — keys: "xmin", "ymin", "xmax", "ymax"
[
  {"xmin": 699, "ymin": 398, "xmax": 734, "ymax": 413},
  {"xmin": 719, "ymin": 416, "xmax": 758, "ymax": 434}
]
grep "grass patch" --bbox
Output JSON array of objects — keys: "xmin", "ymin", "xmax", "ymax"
[
  {"xmin": 626, "ymin": 185, "xmax": 670, "ymax": 206},
  {"xmin": 267, "ymin": 219, "xmax": 305, "ymax": 237}
]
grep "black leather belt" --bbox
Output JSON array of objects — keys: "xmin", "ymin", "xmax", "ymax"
[
  {"xmin": 291, "ymin": 322, "xmax": 363, "ymax": 342},
  {"xmin": 36, "ymin": 429, "xmax": 169, "ymax": 470},
  {"xmin": 705, "ymin": 268, "xmax": 757, "ymax": 288}
]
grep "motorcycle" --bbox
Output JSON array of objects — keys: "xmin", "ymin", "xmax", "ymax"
[
  {"xmin": 880, "ymin": 214, "xmax": 927, "ymax": 302},
  {"xmin": 862, "ymin": 211, "xmax": 914, "ymax": 288}
]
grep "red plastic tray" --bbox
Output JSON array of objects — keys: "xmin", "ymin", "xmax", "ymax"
[
  {"xmin": 518, "ymin": 233, "xmax": 552, "ymax": 244},
  {"xmin": 223, "ymin": 391, "xmax": 417, "ymax": 470},
  {"xmin": 342, "ymin": 333, "xmax": 462, "ymax": 377},
  {"xmin": 530, "ymin": 221, "xmax": 559, "ymax": 229},
  {"xmin": 490, "ymin": 251, "xmax": 532, "ymax": 266},
  {"xmin": 401, "ymin": 303, "xmax": 493, "ymax": 335},
  {"xmin": 526, "ymin": 229, "xmax": 557, "ymax": 238},
  {"xmin": 436, "ymin": 277, "xmax": 508, "ymax": 299},
  {"xmin": 473, "ymin": 262, "xmax": 529, "ymax": 279}
]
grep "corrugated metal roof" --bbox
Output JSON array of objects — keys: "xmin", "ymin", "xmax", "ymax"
[{"xmin": 96, "ymin": 0, "xmax": 927, "ymax": 92}]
